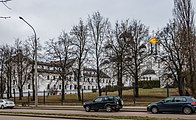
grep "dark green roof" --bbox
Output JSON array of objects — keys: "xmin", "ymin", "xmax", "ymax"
[{"xmin": 141, "ymin": 69, "xmax": 156, "ymax": 76}]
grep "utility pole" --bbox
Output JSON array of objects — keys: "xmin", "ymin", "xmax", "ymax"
[{"xmin": 19, "ymin": 16, "xmax": 38, "ymax": 107}]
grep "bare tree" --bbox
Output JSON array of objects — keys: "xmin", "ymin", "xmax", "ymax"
[
  {"xmin": 0, "ymin": 0, "xmax": 11, "ymax": 19},
  {"xmin": 174, "ymin": 0, "xmax": 196, "ymax": 97},
  {"xmin": 11, "ymin": 39, "xmax": 32, "ymax": 100},
  {"xmin": 45, "ymin": 31, "xmax": 74, "ymax": 104},
  {"xmin": 125, "ymin": 20, "xmax": 149, "ymax": 97},
  {"xmin": 158, "ymin": 0, "xmax": 196, "ymax": 97},
  {"xmin": 158, "ymin": 21, "xmax": 186, "ymax": 95},
  {"xmin": 70, "ymin": 19, "xmax": 89, "ymax": 101},
  {"xmin": 0, "ymin": 45, "xmax": 7, "ymax": 98},
  {"xmin": 105, "ymin": 20, "xmax": 131, "ymax": 98},
  {"xmin": 1, "ymin": 44, "xmax": 14, "ymax": 98},
  {"xmin": 23, "ymin": 36, "xmax": 42, "ymax": 100},
  {"xmin": 88, "ymin": 11, "xmax": 111, "ymax": 96}
]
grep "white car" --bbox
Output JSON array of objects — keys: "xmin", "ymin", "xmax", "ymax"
[{"xmin": 0, "ymin": 99, "xmax": 15, "ymax": 109}]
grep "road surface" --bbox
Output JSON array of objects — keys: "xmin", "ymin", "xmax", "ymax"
[{"xmin": 0, "ymin": 108, "xmax": 195, "ymax": 120}]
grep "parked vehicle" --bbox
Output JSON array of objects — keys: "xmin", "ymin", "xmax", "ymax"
[
  {"xmin": 0, "ymin": 99, "xmax": 15, "ymax": 109},
  {"xmin": 83, "ymin": 96, "xmax": 123, "ymax": 112},
  {"xmin": 147, "ymin": 96, "xmax": 196, "ymax": 114}
]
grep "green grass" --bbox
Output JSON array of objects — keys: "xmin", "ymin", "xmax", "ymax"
[
  {"xmin": 14, "ymin": 88, "xmax": 179, "ymax": 106},
  {"xmin": 0, "ymin": 111, "xmax": 188, "ymax": 120}
]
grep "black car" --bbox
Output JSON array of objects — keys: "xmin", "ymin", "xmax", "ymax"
[
  {"xmin": 83, "ymin": 96, "xmax": 123, "ymax": 112},
  {"xmin": 147, "ymin": 96, "xmax": 196, "ymax": 114}
]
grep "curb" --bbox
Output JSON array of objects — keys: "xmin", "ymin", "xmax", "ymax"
[
  {"xmin": 0, "ymin": 113, "xmax": 112, "ymax": 120},
  {"xmin": 14, "ymin": 105, "xmax": 147, "ymax": 112}
]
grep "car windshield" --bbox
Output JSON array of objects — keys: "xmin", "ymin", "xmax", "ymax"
[
  {"xmin": 94, "ymin": 97, "xmax": 103, "ymax": 102},
  {"xmin": 4, "ymin": 99, "xmax": 13, "ymax": 102},
  {"xmin": 114, "ymin": 96, "xmax": 120, "ymax": 100}
]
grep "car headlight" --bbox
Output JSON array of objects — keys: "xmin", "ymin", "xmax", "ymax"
[{"xmin": 83, "ymin": 102, "xmax": 86, "ymax": 105}]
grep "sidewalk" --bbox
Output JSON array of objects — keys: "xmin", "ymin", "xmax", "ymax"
[{"xmin": 16, "ymin": 105, "xmax": 147, "ymax": 112}]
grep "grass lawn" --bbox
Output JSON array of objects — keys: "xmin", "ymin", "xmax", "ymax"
[{"xmin": 14, "ymin": 88, "xmax": 179, "ymax": 106}]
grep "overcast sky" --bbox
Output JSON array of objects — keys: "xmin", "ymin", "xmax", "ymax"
[{"xmin": 0, "ymin": 0, "xmax": 196, "ymax": 45}]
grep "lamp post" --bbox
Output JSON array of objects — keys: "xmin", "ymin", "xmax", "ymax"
[{"xmin": 19, "ymin": 16, "xmax": 38, "ymax": 107}]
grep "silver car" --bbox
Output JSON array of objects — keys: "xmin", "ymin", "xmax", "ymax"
[{"xmin": 0, "ymin": 99, "xmax": 15, "ymax": 109}]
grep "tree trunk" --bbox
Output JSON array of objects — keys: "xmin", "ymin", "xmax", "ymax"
[
  {"xmin": 61, "ymin": 78, "xmax": 65, "ymax": 104},
  {"xmin": 77, "ymin": 67, "xmax": 81, "ymax": 101},
  {"xmin": 32, "ymin": 66, "xmax": 35, "ymax": 101},
  {"xmin": 8, "ymin": 70, "xmax": 12, "ymax": 98},
  {"xmin": 19, "ymin": 88, "xmax": 23, "ymax": 100},
  {"xmin": 134, "ymin": 76, "xmax": 139, "ymax": 97},
  {"xmin": 97, "ymin": 57, "xmax": 101, "ymax": 96}
]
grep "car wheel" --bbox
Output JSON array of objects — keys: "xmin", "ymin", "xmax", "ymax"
[
  {"xmin": 85, "ymin": 106, "xmax": 91, "ymax": 112},
  {"xmin": 106, "ymin": 105, "xmax": 112, "ymax": 112},
  {"xmin": 1, "ymin": 105, "xmax": 4, "ymax": 109},
  {"xmin": 151, "ymin": 106, "xmax": 159, "ymax": 114},
  {"xmin": 183, "ymin": 107, "xmax": 192, "ymax": 115}
]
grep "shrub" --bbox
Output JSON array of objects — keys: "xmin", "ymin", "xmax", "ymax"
[{"xmin": 138, "ymin": 80, "xmax": 160, "ymax": 89}]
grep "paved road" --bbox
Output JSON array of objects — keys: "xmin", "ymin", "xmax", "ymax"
[
  {"xmin": 0, "ymin": 108, "xmax": 196, "ymax": 120},
  {"xmin": 0, "ymin": 115, "xmax": 79, "ymax": 120}
]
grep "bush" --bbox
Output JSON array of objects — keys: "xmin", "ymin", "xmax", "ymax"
[
  {"xmin": 138, "ymin": 80, "xmax": 160, "ymax": 89},
  {"xmin": 102, "ymin": 85, "xmax": 115, "ymax": 92}
]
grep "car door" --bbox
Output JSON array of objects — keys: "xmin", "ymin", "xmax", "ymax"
[
  {"xmin": 159, "ymin": 97, "xmax": 175, "ymax": 112},
  {"xmin": 91, "ymin": 97, "xmax": 103, "ymax": 110},
  {"xmin": 172, "ymin": 97, "xmax": 187, "ymax": 112}
]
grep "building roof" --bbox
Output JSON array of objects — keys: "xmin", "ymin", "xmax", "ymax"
[
  {"xmin": 141, "ymin": 69, "xmax": 156, "ymax": 76},
  {"xmin": 83, "ymin": 68, "xmax": 111, "ymax": 78}
]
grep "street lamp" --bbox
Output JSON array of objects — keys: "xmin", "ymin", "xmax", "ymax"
[{"xmin": 19, "ymin": 16, "xmax": 38, "ymax": 107}]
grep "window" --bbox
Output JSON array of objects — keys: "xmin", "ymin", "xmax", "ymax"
[
  {"xmin": 164, "ymin": 97, "xmax": 174, "ymax": 103},
  {"xmin": 88, "ymin": 86, "xmax": 90, "ymax": 90},
  {"xmin": 103, "ymin": 97, "xmax": 108, "ymax": 101},
  {"xmin": 59, "ymin": 85, "xmax": 61, "ymax": 89},
  {"xmin": 94, "ymin": 97, "xmax": 103, "ymax": 102},
  {"xmin": 53, "ymin": 76, "xmax": 55, "ymax": 80},
  {"xmin": 174, "ymin": 97, "xmax": 186, "ymax": 102},
  {"xmin": 108, "ymin": 97, "xmax": 114, "ymax": 101},
  {"xmin": 47, "ymin": 75, "xmax": 49, "ymax": 80},
  {"xmin": 191, "ymin": 97, "xmax": 196, "ymax": 102},
  {"xmin": 13, "ymin": 80, "xmax": 16, "ymax": 85}
]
